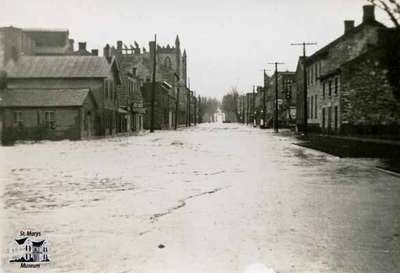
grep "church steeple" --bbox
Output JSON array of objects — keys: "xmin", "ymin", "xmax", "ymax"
[{"xmin": 175, "ymin": 35, "xmax": 180, "ymax": 49}]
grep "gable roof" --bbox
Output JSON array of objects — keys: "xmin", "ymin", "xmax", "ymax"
[
  {"xmin": 4, "ymin": 56, "xmax": 113, "ymax": 79},
  {"xmin": 0, "ymin": 88, "xmax": 95, "ymax": 107},
  {"xmin": 15, "ymin": 237, "xmax": 28, "ymax": 245},
  {"xmin": 32, "ymin": 240, "xmax": 45, "ymax": 247},
  {"xmin": 307, "ymin": 21, "xmax": 386, "ymax": 63}
]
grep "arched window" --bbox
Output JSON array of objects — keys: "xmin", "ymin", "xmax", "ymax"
[{"xmin": 164, "ymin": 56, "xmax": 172, "ymax": 68}]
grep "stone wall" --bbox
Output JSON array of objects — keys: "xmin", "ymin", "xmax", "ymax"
[{"xmin": 340, "ymin": 48, "xmax": 400, "ymax": 135}]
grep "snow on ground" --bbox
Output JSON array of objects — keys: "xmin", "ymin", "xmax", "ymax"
[{"xmin": 0, "ymin": 123, "xmax": 399, "ymax": 273}]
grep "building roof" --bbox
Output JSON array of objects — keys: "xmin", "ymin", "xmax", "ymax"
[
  {"xmin": 15, "ymin": 237, "xmax": 28, "ymax": 245},
  {"xmin": 32, "ymin": 240, "xmax": 45, "ymax": 247},
  {"xmin": 4, "ymin": 56, "xmax": 112, "ymax": 79},
  {"xmin": 0, "ymin": 88, "xmax": 93, "ymax": 107},
  {"xmin": 307, "ymin": 21, "xmax": 386, "ymax": 63}
]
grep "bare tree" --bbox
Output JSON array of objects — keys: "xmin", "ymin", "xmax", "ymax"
[{"xmin": 367, "ymin": 0, "xmax": 400, "ymax": 28}]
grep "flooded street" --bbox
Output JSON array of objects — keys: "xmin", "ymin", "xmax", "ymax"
[{"xmin": 1, "ymin": 123, "xmax": 399, "ymax": 273}]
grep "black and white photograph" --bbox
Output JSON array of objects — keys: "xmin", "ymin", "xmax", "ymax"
[{"xmin": 0, "ymin": 0, "xmax": 399, "ymax": 272}]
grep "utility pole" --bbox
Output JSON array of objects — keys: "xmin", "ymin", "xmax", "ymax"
[
  {"xmin": 268, "ymin": 62, "xmax": 284, "ymax": 133},
  {"xmin": 174, "ymin": 73, "xmax": 180, "ymax": 130},
  {"xmin": 187, "ymin": 78, "xmax": 191, "ymax": 127},
  {"xmin": 246, "ymin": 94, "xmax": 249, "ymax": 125},
  {"xmin": 263, "ymin": 70, "xmax": 267, "ymax": 128},
  {"xmin": 242, "ymin": 95, "xmax": 245, "ymax": 124},
  {"xmin": 291, "ymin": 42, "xmax": 317, "ymax": 136},
  {"xmin": 150, "ymin": 34, "xmax": 157, "ymax": 133},
  {"xmin": 252, "ymin": 85, "xmax": 256, "ymax": 126},
  {"xmin": 198, "ymin": 95, "xmax": 201, "ymax": 124},
  {"xmin": 194, "ymin": 93, "xmax": 197, "ymax": 126}
]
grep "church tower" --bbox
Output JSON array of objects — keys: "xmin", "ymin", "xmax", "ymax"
[
  {"xmin": 182, "ymin": 49, "xmax": 187, "ymax": 87},
  {"xmin": 175, "ymin": 35, "xmax": 181, "ymax": 83}
]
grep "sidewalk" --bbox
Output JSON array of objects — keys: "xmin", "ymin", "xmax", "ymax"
[{"xmin": 296, "ymin": 133, "xmax": 400, "ymax": 158}]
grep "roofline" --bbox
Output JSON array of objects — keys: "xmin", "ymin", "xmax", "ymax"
[
  {"xmin": 7, "ymin": 76, "xmax": 108, "ymax": 80},
  {"xmin": 307, "ymin": 20, "xmax": 386, "ymax": 63},
  {"xmin": 2, "ymin": 105, "xmax": 83, "ymax": 108},
  {"xmin": 22, "ymin": 28, "xmax": 69, "ymax": 33}
]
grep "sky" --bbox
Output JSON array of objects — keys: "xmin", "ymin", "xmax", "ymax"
[{"xmin": 0, "ymin": 0, "xmax": 392, "ymax": 99}]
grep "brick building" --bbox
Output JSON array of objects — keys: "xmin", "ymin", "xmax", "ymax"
[
  {"xmin": 141, "ymin": 81, "xmax": 175, "ymax": 130},
  {"xmin": 266, "ymin": 71, "xmax": 296, "ymax": 128},
  {"xmin": 300, "ymin": 5, "xmax": 400, "ymax": 135}
]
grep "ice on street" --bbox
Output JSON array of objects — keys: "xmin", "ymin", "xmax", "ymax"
[{"xmin": 1, "ymin": 123, "xmax": 400, "ymax": 273}]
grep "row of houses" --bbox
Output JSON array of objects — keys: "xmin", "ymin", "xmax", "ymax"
[
  {"xmin": 0, "ymin": 27, "xmax": 198, "ymax": 144},
  {"xmin": 240, "ymin": 5, "xmax": 400, "ymax": 137}
]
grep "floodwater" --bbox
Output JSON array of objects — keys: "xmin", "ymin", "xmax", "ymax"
[{"xmin": 0, "ymin": 123, "xmax": 399, "ymax": 273}]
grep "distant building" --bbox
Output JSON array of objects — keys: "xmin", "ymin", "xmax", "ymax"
[
  {"xmin": 300, "ymin": 5, "xmax": 400, "ymax": 135},
  {"xmin": 141, "ymin": 81, "xmax": 175, "ymax": 130},
  {"xmin": 295, "ymin": 56, "xmax": 305, "ymax": 131},
  {"xmin": 266, "ymin": 71, "xmax": 296, "ymax": 128},
  {"xmin": 106, "ymin": 36, "xmax": 189, "ymax": 130}
]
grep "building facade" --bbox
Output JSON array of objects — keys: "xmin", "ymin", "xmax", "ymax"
[
  {"xmin": 1, "ymin": 55, "xmax": 121, "ymax": 142},
  {"xmin": 301, "ymin": 5, "xmax": 400, "ymax": 135}
]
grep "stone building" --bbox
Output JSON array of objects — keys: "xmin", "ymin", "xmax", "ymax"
[
  {"xmin": 1, "ymin": 55, "xmax": 121, "ymax": 142},
  {"xmin": 106, "ymin": 36, "xmax": 189, "ymax": 130},
  {"xmin": 302, "ymin": 5, "xmax": 400, "ymax": 135}
]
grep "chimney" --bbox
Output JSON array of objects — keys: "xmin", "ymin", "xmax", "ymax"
[
  {"xmin": 78, "ymin": 42, "xmax": 87, "ymax": 51},
  {"xmin": 103, "ymin": 44, "xmax": 111, "ymax": 63},
  {"xmin": 91, "ymin": 49, "xmax": 98, "ymax": 56},
  {"xmin": 344, "ymin": 20, "xmax": 355, "ymax": 33},
  {"xmin": 149, "ymin": 41, "xmax": 155, "ymax": 57},
  {"xmin": 0, "ymin": 70, "xmax": 7, "ymax": 90},
  {"xmin": 68, "ymin": 39, "xmax": 74, "ymax": 51},
  {"xmin": 363, "ymin": 5, "xmax": 375, "ymax": 23},
  {"xmin": 11, "ymin": 46, "xmax": 19, "ymax": 62},
  {"xmin": 117, "ymin": 41, "xmax": 123, "ymax": 51}
]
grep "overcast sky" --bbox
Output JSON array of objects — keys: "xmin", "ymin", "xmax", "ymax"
[{"xmin": 1, "ymin": 0, "xmax": 392, "ymax": 98}]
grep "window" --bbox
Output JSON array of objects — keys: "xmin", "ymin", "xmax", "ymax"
[
  {"xmin": 109, "ymin": 80, "xmax": 112, "ymax": 99},
  {"xmin": 45, "ymin": 111, "xmax": 56, "ymax": 129},
  {"xmin": 14, "ymin": 111, "xmax": 23, "ymax": 126},
  {"xmin": 315, "ymin": 95, "xmax": 318, "ymax": 119},
  {"xmin": 104, "ymin": 80, "xmax": 108, "ymax": 98},
  {"xmin": 323, "ymin": 82, "xmax": 325, "ymax": 97},
  {"xmin": 328, "ymin": 80, "xmax": 332, "ymax": 96},
  {"xmin": 311, "ymin": 96, "xmax": 314, "ymax": 119},
  {"xmin": 314, "ymin": 63, "xmax": 318, "ymax": 82},
  {"xmin": 164, "ymin": 56, "xmax": 172, "ymax": 68},
  {"xmin": 334, "ymin": 106, "xmax": 338, "ymax": 131},
  {"xmin": 334, "ymin": 77, "xmax": 338, "ymax": 95},
  {"xmin": 322, "ymin": 108, "xmax": 326, "ymax": 128},
  {"xmin": 307, "ymin": 100, "xmax": 310, "ymax": 119}
]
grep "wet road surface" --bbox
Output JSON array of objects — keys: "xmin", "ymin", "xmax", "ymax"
[{"xmin": 1, "ymin": 123, "xmax": 399, "ymax": 273}]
